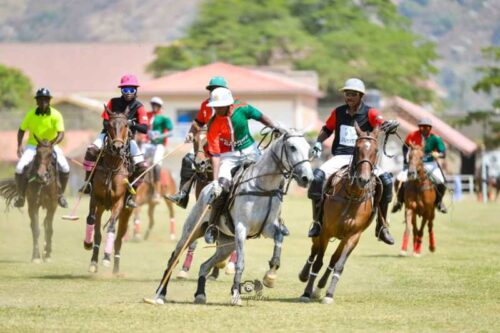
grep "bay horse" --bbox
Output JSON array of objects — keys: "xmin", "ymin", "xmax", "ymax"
[
  {"xmin": 132, "ymin": 168, "xmax": 177, "ymax": 241},
  {"xmin": 147, "ymin": 129, "xmax": 313, "ymax": 306},
  {"xmin": 400, "ymin": 144, "xmax": 436, "ymax": 257},
  {"xmin": 0, "ymin": 138, "xmax": 58, "ymax": 262},
  {"xmin": 299, "ymin": 124, "xmax": 382, "ymax": 304},
  {"xmin": 84, "ymin": 107, "xmax": 133, "ymax": 274}
]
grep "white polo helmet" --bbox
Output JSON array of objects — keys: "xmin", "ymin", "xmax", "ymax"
[
  {"xmin": 150, "ymin": 96, "xmax": 164, "ymax": 106},
  {"xmin": 418, "ymin": 117, "xmax": 433, "ymax": 127},
  {"xmin": 207, "ymin": 87, "xmax": 234, "ymax": 107},
  {"xmin": 340, "ymin": 78, "xmax": 366, "ymax": 95}
]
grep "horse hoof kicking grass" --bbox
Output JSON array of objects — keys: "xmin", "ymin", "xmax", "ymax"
[
  {"xmin": 312, "ymin": 287, "xmax": 323, "ymax": 300},
  {"xmin": 299, "ymin": 295, "xmax": 311, "ymax": 303},
  {"xmin": 88, "ymin": 262, "xmax": 98, "ymax": 273},
  {"xmin": 230, "ymin": 291, "xmax": 242, "ymax": 306},
  {"xmin": 83, "ymin": 241, "xmax": 93, "ymax": 251},
  {"xmin": 263, "ymin": 270, "xmax": 277, "ymax": 288}
]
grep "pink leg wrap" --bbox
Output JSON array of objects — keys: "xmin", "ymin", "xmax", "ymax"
[
  {"xmin": 401, "ymin": 231, "xmax": 409, "ymax": 251},
  {"xmin": 105, "ymin": 232, "xmax": 115, "ymax": 254},
  {"xmin": 182, "ymin": 250, "xmax": 194, "ymax": 270},
  {"xmin": 85, "ymin": 224, "xmax": 94, "ymax": 244},
  {"xmin": 83, "ymin": 160, "xmax": 95, "ymax": 172},
  {"xmin": 229, "ymin": 251, "xmax": 237, "ymax": 264}
]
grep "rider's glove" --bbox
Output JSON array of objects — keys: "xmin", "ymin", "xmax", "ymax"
[
  {"xmin": 127, "ymin": 119, "xmax": 136, "ymax": 129},
  {"xmin": 309, "ymin": 141, "xmax": 322, "ymax": 159},
  {"xmin": 211, "ymin": 180, "xmax": 223, "ymax": 198},
  {"xmin": 380, "ymin": 120, "xmax": 399, "ymax": 134},
  {"xmin": 185, "ymin": 132, "xmax": 194, "ymax": 143}
]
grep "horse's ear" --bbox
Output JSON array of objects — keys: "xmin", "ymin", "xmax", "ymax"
[{"xmin": 354, "ymin": 121, "xmax": 364, "ymax": 136}]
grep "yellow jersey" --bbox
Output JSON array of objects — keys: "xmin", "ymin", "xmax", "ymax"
[{"xmin": 20, "ymin": 107, "xmax": 65, "ymax": 146}]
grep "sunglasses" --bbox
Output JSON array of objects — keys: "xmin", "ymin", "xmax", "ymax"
[
  {"xmin": 121, "ymin": 87, "xmax": 137, "ymax": 94},
  {"xmin": 344, "ymin": 91, "xmax": 359, "ymax": 97}
]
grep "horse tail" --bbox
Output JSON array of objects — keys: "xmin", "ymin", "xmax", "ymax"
[{"xmin": 0, "ymin": 178, "xmax": 18, "ymax": 209}]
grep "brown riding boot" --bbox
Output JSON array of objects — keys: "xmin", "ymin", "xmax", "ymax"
[{"xmin": 14, "ymin": 173, "xmax": 27, "ymax": 208}]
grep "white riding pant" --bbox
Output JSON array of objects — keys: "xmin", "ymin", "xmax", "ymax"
[
  {"xmin": 16, "ymin": 144, "xmax": 70, "ymax": 174},
  {"xmin": 143, "ymin": 143, "xmax": 164, "ymax": 165},
  {"xmin": 396, "ymin": 161, "xmax": 445, "ymax": 184},
  {"xmin": 319, "ymin": 154, "xmax": 382, "ymax": 180},
  {"xmin": 218, "ymin": 144, "xmax": 261, "ymax": 181},
  {"xmin": 92, "ymin": 133, "xmax": 144, "ymax": 164}
]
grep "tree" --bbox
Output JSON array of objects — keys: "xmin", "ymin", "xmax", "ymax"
[
  {"xmin": 148, "ymin": 0, "xmax": 437, "ymax": 103},
  {"xmin": 0, "ymin": 64, "xmax": 33, "ymax": 110},
  {"xmin": 456, "ymin": 47, "xmax": 500, "ymax": 149}
]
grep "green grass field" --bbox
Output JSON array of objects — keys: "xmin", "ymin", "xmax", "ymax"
[{"xmin": 0, "ymin": 195, "xmax": 499, "ymax": 333}]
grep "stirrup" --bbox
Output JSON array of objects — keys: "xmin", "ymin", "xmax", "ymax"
[
  {"xmin": 58, "ymin": 196, "xmax": 68, "ymax": 208},
  {"xmin": 376, "ymin": 225, "xmax": 394, "ymax": 245},
  {"xmin": 166, "ymin": 191, "xmax": 185, "ymax": 204},
  {"xmin": 391, "ymin": 202, "xmax": 402, "ymax": 213},
  {"xmin": 126, "ymin": 196, "xmax": 137, "ymax": 209}
]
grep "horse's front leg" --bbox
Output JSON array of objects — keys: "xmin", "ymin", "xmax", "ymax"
[
  {"xmin": 144, "ymin": 203, "xmax": 155, "ymax": 241},
  {"xmin": 103, "ymin": 199, "xmax": 124, "ymax": 267},
  {"xmin": 300, "ymin": 232, "xmax": 328, "ymax": 302},
  {"xmin": 263, "ymin": 222, "xmax": 284, "ymax": 288},
  {"xmin": 28, "ymin": 203, "xmax": 41, "ymax": 263},
  {"xmin": 89, "ymin": 205, "xmax": 104, "ymax": 273},
  {"xmin": 231, "ymin": 222, "xmax": 247, "ymax": 306},
  {"xmin": 84, "ymin": 197, "xmax": 97, "ymax": 250},
  {"xmin": 323, "ymin": 233, "xmax": 361, "ymax": 304},
  {"xmin": 428, "ymin": 215, "xmax": 436, "ymax": 253},
  {"xmin": 113, "ymin": 208, "xmax": 132, "ymax": 274},
  {"xmin": 400, "ymin": 206, "xmax": 413, "ymax": 256},
  {"xmin": 42, "ymin": 204, "xmax": 57, "ymax": 261}
]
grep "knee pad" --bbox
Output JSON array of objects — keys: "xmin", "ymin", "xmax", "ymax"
[
  {"xmin": 379, "ymin": 172, "xmax": 393, "ymax": 202},
  {"xmin": 308, "ymin": 169, "xmax": 325, "ymax": 200}
]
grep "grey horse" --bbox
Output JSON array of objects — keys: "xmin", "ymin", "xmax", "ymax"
[{"xmin": 150, "ymin": 129, "xmax": 313, "ymax": 306}]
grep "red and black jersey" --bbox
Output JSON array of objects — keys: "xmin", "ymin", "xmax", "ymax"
[
  {"xmin": 323, "ymin": 103, "xmax": 384, "ymax": 155},
  {"xmin": 101, "ymin": 97, "xmax": 148, "ymax": 134}
]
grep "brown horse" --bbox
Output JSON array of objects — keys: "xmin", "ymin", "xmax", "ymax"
[
  {"xmin": 0, "ymin": 138, "xmax": 58, "ymax": 262},
  {"xmin": 132, "ymin": 168, "xmax": 177, "ymax": 241},
  {"xmin": 400, "ymin": 144, "xmax": 436, "ymax": 257},
  {"xmin": 84, "ymin": 107, "xmax": 133, "ymax": 274},
  {"xmin": 299, "ymin": 124, "xmax": 382, "ymax": 304}
]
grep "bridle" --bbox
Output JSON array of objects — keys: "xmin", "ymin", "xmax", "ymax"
[
  {"xmin": 270, "ymin": 131, "xmax": 310, "ymax": 181},
  {"xmin": 349, "ymin": 135, "xmax": 377, "ymax": 181}
]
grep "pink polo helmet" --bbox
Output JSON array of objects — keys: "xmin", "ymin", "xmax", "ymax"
[{"xmin": 118, "ymin": 74, "xmax": 140, "ymax": 87}]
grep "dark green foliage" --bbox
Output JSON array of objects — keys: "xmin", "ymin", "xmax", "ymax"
[
  {"xmin": 0, "ymin": 64, "xmax": 33, "ymax": 110},
  {"xmin": 148, "ymin": 0, "xmax": 438, "ymax": 103}
]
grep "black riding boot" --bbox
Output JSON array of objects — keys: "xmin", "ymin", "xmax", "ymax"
[
  {"xmin": 376, "ymin": 172, "xmax": 395, "ymax": 245},
  {"xmin": 167, "ymin": 153, "xmax": 196, "ymax": 209},
  {"xmin": 14, "ymin": 173, "xmax": 27, "ymax": 208},
  {"xmin": 58, "ymin": 172, "xmax": 70, "ymax": 208},
  {"xmin": 307, "ymin": 169, "xmax": 325, "ymax": 238},
  {"xmin": 204, "ymin": 178, "xmax": 231, "ymax": 244},
  {"xmin": 391, "ymin": 181, "xmax": 405, "ymax": 213},
  {"xmin": 308, "ymin": 199, "xmax": 323, "ymax": 237},
  {"xmin": 79, "ymin": 145, "xmax": 99, "ymax": 194},
  {"xmin": 435, "ymin": 183, "xmax": 447, "ymax": 213}
]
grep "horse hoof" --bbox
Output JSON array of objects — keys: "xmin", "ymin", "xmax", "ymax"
[
  {"xmin": 43, "ymin": 257, "xmax": 53, "ymax": 263},
  {"xmin": 194, "ymin": 294, "xmax": 207, "ymax": 304},
  {"xmin": 102, "ymin": 259, "xmax": 111, "ymax": 267},
  {"xmin": 207, "ymin": 274, "xmax": 218, "ymax": 281},
  {"xmin": 225, "ymin": 262, "xmax": 235, "ymax": 275},
  {"xmin": 230, "ymin": 291, "xmax": 242, "ymax": 306},
  {"xmin": 89, "ymin": 262, "xmax": 98, "ymax": 273},
  {"xmin": 263, "ymin": 271, "xmax": 277, "ymax": 288},
  {"xmin": 32, "ymin": 258, "xmax": 42, "ymax": 264},
  {"xmin": 312, "ymin": 287, "xmax": 323, "ymax": 300},
  {"xmin": 83, "ymin": 241, "xmax": 93, "ymax": 251},
  {"xmin": 176, "ymin": 269, "xmax": 189, "ymax": 280},
  {"xmin": 170, "ymin": 234, "xmax": 176, "ymax": 241},
  {"xmin": 132, "ymin": 234, "xmax": 142, "ymax": 242},
  {"xmin": 413, "ymin": 252, "xmax": 421, "ymax": 258},
  {"xmin": 429, "ymin": 246, "xmax": 436, "ymax": 253},
  {"xmin": 399, "ymin": 250, "xmax": 408, "ymax": 257},
  {"xmin": 322, "ymin": 296, "xmax": 334, "ymax": 305},
  {"xmin": 215, "ymin": 261, "xmax": 226, "ymax": 269},
  {"xmin": 299, "ymin": 295, "xmax": 311, "ymax": 303}
]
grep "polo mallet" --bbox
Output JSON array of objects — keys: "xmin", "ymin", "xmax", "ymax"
[
  {"xmin": 62, "ymin": 148, "xmax": 104, "ymax": 221},
  {"xmin": 143, "ymin": 200, "xmax": 213, "ymax": 305},
  {"xmin": 125, "ymin": 142, "xmax": 188, "ymax": 195}
]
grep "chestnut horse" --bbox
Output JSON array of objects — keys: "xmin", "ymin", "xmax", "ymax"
[
  {"xmin": 132, "ymin": 168, "xmax": 177, "ymax": 241},
  {"xmin": 299, "ymin": 124, "xmax": 382, "ymax": 304},
  {"xmin": 0, "ymin": 138, "xmax": 58, "ymax": 262},
  {"xmin": 84, "ymin": 107, "xmax": 133, "ymax": 274},
  {"xmin": 400, "ymin": 144, "xmax": 436, "ymax": 257}
]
